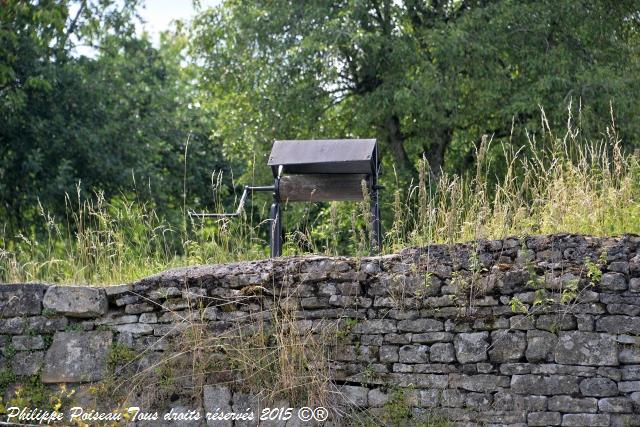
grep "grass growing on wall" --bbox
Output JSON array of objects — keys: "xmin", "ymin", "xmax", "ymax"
[{"xmin": 1, "ymin": 113, "xmax": 640, "ymax": 285}]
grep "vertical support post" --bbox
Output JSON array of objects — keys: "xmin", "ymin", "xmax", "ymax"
[
  {"xmin": 370, "ymin": 142, "xmax": 382, "ymax": 254},
  {"xmin": 269, "ymin": 177, "xmax": 282, "ymax": 257},
  {"xmin": 370, "ymin": 180, "xmax": 381, "ymax": 254}
]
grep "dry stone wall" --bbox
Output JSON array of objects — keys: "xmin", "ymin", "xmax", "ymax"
[{"xmin": 1, "ymin": 234, "xmax": 640, "ymax": 426}]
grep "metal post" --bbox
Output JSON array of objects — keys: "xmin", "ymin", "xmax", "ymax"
[{"xmin": 269, "ymin": 177, "xmax": 282, "ymax": 257}]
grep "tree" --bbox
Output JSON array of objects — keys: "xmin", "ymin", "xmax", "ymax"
[
  {"xmin": 190, "ymin": 0, "xmax": 640, "ymax": 182},
  {"xmin": 0, "ymin": 0, "xmax": 228, "ymax": 233}
]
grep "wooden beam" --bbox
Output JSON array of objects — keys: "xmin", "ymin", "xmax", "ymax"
[{"xmin": 279, "ymin": 174, "xmax": 368, "ymax": 202}]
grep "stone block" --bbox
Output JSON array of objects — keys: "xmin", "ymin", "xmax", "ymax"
[
  {"xmin": 12, "ymin": 351, "xmax": 44, "ymax": 375},
  {"xmin": 598, "ymin": 397, "xmax": 633, "ymax": 413},
  {"xmin": 379, "ymin": 345, "xmax": 398, "ymax": 363},
  {"xmin": 548, "ymin": 395, "xmax": 597, "ymax": 413},
  {"xmin": 398, "ymin": 345, "xmax": 429, "ymax": 363},
  {"xmin": 620, "ymin": 346, "xmax": 640, "ymax": 364},
  {"xmin": 450, "ymin": 374, "xmax": 501, "ymax": 392},
  {"xmin": 528, "ymin": 412, "xmax": 561, "ymax": 426},
  {"xmin": 554, "ymin": 331, "xmax": 618, "ymax": 366},
  {"xmin": 600, "ymin": 272, "xmax": 628, "ymax": 291},
  {"xmin": 561, "ymin": 413, "xmax": 609, "ymax": 427},
  {"xmin": 454, "ymin": 332, "xmax": 489, "ymax": 363},
  {"xmin": 12, "ymin": 335, "xmax": 45, "ymax": 351},
  {"xmin": 203, "ymin": 385, "xmax": 232, "ymax": 427},
  {"xmin": 511, "ymin": 375, "xmax": 579, "ymax": 395},
  {"xmin": 42, "ymin": 331, "xmax": 112, "ymax": 383},
  {"xmin": 596, "ymin": 315, "xmax": 640, "ymax": 334},
  {"xmin": 536, "ymin": 314, "xmax": 577, "ymax": 331},
  {"xmin": 579, "ymin": 377, "xmax": 619, "ymax": 397},
  {"xmin": 340, "ymin": 385, "xmax": 368, "ymax": 407},
  {"xmin": 411, "ymin": 332, "xmax": 453, "ymax": 343},
  {"xmin": 114, "ymin": 323, "xmax": 154, "ymax": 336},
  {"xmin": 397, "ymin": 318, "xmax": 443, "ymax": 332},
  {"xmin": 0, "ymin": 317, "xmax": 25, "ymax": 334},
  {"xmin": 0, "ymin": 284, "xmax": 46, "ymax": 317},
  {"xmin": 353, "ymin": 319, "xmax": 397, "ymax": 334},
  {"xmin": 489, "ymin": 330, "xmax": 526, "ymax": 362},
  {"xmin": 430, "ymin": 343, "xmax": 455, "ymax": 363},
  {"xmin": 367, "ymin": 389, "xmax": 388, "ymax": 407},
  {"xmin": 43, "ymin": 286, "xmax": 107, "ymax": 318},
  {"xmin": 619, "ymin": 381, "xmax": 640, "ymax": 392}
]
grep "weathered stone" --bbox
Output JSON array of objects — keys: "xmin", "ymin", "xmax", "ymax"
[
  {"xmin": 367, "ymin": 389, "xmax": 388, "ymax": 407},
  {"xmin": 620, "ymin": 346, "xmax": 640, "ymax": 364},
  {"xmin": 450, "ymin": 374, "xmax": 501, "ymax": 392},
  {"xmin": 42, "ymin": 331, "xmax": 112, "ymax": 383},
  {"xmin": 619, "ymin": 381, "xmax": 640, "ymax": 392},
  {"xmin": 525, "ymin": 330, "xmax": 558, "ymax": 362},
  {"xmin": 203, "ymin": 385, "xmax": 232, "ymax": 427},
  {"xmin": 430, "ymin": 343, "xmax": 455, "ymax": 363},
  {"xmin": 607, "ymin": 304, "xmax": 640, "ymax": 316},
  {"xmin": 598, "ymin": 397, "xmax": 633, "ymax": 413},
  {"xmin": 454, "ymin": 332, "xmax": 489, "ymax": 363},
  {"xmin": 531, "ymin": 363, "xmax": 596, "ymax": 376},
  {"xmin": 561, "ymin": 413, "xmax": 610, "ymax": 427},
  {"xmin": 554, "ymin": 331, "xmax": 618, "ymax": 366},
  {"xmin": 125, "ymin": 302, "xmax": 156, "ymax": 314},
  {"xmin": 511, "ymin": 375, "xmax": 579, "ymax": 395},
  {"xmin": 379, "ymin": 345, "xmax": 398, "ymax": 362},
  {"xmin": 114, "ymin": 323, "xmax": 153, "ymax": 336},
  {"xmin": 0, "ymin": 317, "xmax": 25, "ymax": 334},
  {"xmin": 0, "ymin": 284, "xmax": 46, "ymax": 317},
  {"xmin": 630, "ymin": 392, "xmax": 640, "ymax": 409},
  {"xmin": 600, "ymin": 272, "xmax": 628, "ymax": 291},
  {"xmin": 353, "ymin": 319, "xmax": 396, "ymax": 334},
  {"xmin": 621, "ymin": 365, "xmax": 640, "ymax": 380},
  {"xmin": 397, "ymin": 318, "xmax": 442, "ymax": 332},
  {"xmin": 388, "ymin": 373, "xmax": 448, "ymax": 388},
  {"xmin": 103, "ymin": 283, "xmax": 133, "ymax": 297},
  {"xmin": 12, "ymin": 335, "xmax": 44, "ymax": 350},
  {"xmin": 548, "ymin": 395, "xmax": 597, "ymax": 413},
  {"xmin": 384, "ymin": 333, "xmax": 411, "ymax": 344},
  {"xmin": 43, "ymin": 286, "xmax": 107, "ymax": 318},
  {"xmin": 575, "ymin": 314, "xmax": 594, "ymax": 331},
  {"xmin": 340, "ymin": 385, "xmax": 368, "ymax": 407},
  {"xmin": 596, "ymin": 315, "xmax": 640, "ymax": 334},
  {"xmin": 528, "ymin": 412, "xmax": 561, "ymax": 426},
  {"xmin": 398, "ymin": 345, "xmax": 429, "ymax": 363},
  {"xmin": 611, "ymin": 414, "xmax": 640, "ymax": 427},
  {"xmin": 12, "ymin": 351, "xmax": 44, "ymax": 375},
  {"xmin": 608, "ymin": 261, "xmax": 630, "ymax": 274},
  {"xmin": 489, "ymin": 330, "xmax": 526, "ymax": 362},
  {"xmin": 536, "ymin": 314, "xmax": 577, "ymax": 331},
  {"xmin": 510, "ymin": 315, "xmax": 535, "ymax": 330},
  {"xmin": 579, "ymin": 377, "xmax": 619, "ymax": 397},
  {"xmin": 630, "ymin": 278, "xmax": 640, "ymax": 293},
  {"xmin": 148, "ymin": 287, "xmax": 181, "ymax": 299},
  {"xmin": 411, "ymin": 332, "xmax": 453, "ymax": 343},
  {"xmin": 599, "ymin": 366, "xmax": 622, "ymax": 381},
  {"xmin": 25, "ymin": 315, "xmax": 68, "ymax": 333},
  {"xmin": 139, "ymin": 312, "xmax": 158, "ymax": 323}
]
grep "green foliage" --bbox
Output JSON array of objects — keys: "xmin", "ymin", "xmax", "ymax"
[
  {"xmin": 586, "ymin": 257, "xmax": 604, "ymax": 285},
  {"xmin": 2, "ymin": 1, "xmax": 640, "ymax": 284},
  {"xmin": 107, "ymin": 343, "xmax": 137, "ymax": 371},
  {"xmin": 509, "ymin": 296, "xmax": 528, "ymax": 315},
  {"xmin": 190, "ymin": 0, "xmax": 640, "ymax": 184}
]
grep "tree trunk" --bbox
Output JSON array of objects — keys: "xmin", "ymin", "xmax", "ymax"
[
  {"xmin": 385, "ymin": 115, "xmax": 414, "ymax": 174},
  {"xmin": 423, "ymin": 127, "xmax": 453, "ymax": 180}
]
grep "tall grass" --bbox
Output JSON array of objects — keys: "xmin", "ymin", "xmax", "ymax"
[{"xmin": 2, "ymin": 112, "xmax": 639, "ymax": 284}]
